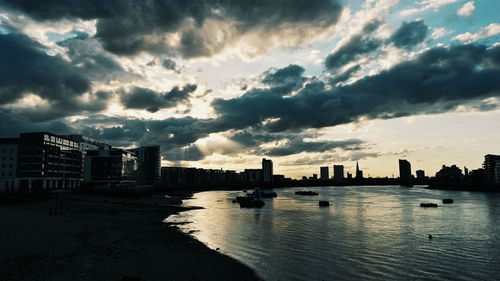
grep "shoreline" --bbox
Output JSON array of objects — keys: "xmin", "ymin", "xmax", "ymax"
[{"xmin": 0, "ymin": 192, "xmax": 261, "ymax": 281}]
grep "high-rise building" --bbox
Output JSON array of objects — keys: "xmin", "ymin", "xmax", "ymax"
[
  {"xmin": 130, "ymin": 145, "xmax": 161, "ymax": 185},
  {"xmin": 399, "ymin": 159, "xmax": 412, "ymax": 184},
  {"xmin": 355, "ymin": 161, "xmax": 363, "ymax": 179},
  {"xmin": 483, "ymin": 154, "xmax": 500, "ymax": 184},
  {"xmin": 320, "ymin": 166, "xmax": 329, "ymax": 180},
  {"xmin": 334, "ymin": 165, "xmax": 344, "ymax": 181},
  {"xmin": 262, "ymin": 158, "xmax": 273, "ymax": 183}
]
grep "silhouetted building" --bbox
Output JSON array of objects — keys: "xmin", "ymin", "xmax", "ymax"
[
  {"xmin": 355, "ymin": 161, "xmax": 363, "ymax": 179},
  {"xmin": 483, "ymin": 154, "xmax": 500, "ymax": 184},
  {"xmin": 399, "ymin": 159, "xmax": 412, "ymax": 185},
  {"xmin": 347, "ymin": 172, "xmax": 352, "ymax": 179},
  {"xmin": 334, "ymin": 165, "xmax": 344, "ymax": 181},
  {"xmin": 0, "ymin": 138, "xmax": 19, "ymax": 191},
  {"xmin": 84, "ymin": 149, "xmax": 137, "ymax": 189},
  {"xmin": 244, "ymin": 169, "xmax": 263, "ymax": 183},
  {"xmin": 435, "ymin": 165, "xmax": 463, "ymax": 184},
  {"xmin": 262, "ymin": 158, "xmax": 273, "ymax": 183},
  {"xmin": 416, "ymin": 170, "xmax": 425, "ymax": 180},
  {"xmin": 468, "ymin": 168, "xmax": 485, "ymax": 183},
  {"xmin": 130, "ymin": 145, "xmax": 161, "ymax": 185},
  {"xmin": 273, "ymin": 174, "xmax": 285, "ymax": 183},
  {"xmin": 320, "ymin": 166, "xmax": 329, "ymax": 180},
  {"xmin": 160, "ymin": 167, "xmax": 238, "ymax": 186},
  {"xmin": 16, "ymin": 132, "xmax": 82, "ymax": 190}
]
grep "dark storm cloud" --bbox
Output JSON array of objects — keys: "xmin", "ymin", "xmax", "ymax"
[
  {"xmin": 162, "ymin": 58, "xmax": 179, "ymax": 73},
  {"xmin": 121, "ymin": 84, "xmax": 197, "ymax": 113},
  {"xmin": 262, "ymin": 64, "xmax": 306, "ymax": 90},
  {"xmin": 263, "ymin": 138, "xmax": 363, "ymax": 156},
  {"xmin": 329, "ymin": 65, "xmax": 361, "ymax": 85},
  {"xmin": 0, "ymin": 0, "xmax": 343, "ymax": 58},
  {"xmin": 0, "ymin": 32, "xmax": 89, "ymax": 104},
  {"xmin": 216, "ymin": 44, "xmax": 500, "ymax": 132},
  {"xmin": 325, "ymin": 20, "xmax": 430, "ymax": 77},
  {"xmin": 56, "ymin": 32, "xmax": 134, "ymax": 82},
  {"xmin": 325, "ymin": 20, "xmax": 383, "ymax": 72},
  {"xmin": 62, "ymin": 42, "xmax": 500, "ymax": 161},
  {"xmin": 0, "ymin": 109, "xmax": 73, "ymax": 137},
  {"xmin": 0, "ymin": 32, "xmax": 111, "ymax": 121},
  {"xmin": 389, "ymin": 20, "xmax": 429, "ymax": 49}
]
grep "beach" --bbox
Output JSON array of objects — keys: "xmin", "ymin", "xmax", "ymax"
[{"xmin": 0, "ymin": 193, "xmax": 260, "ymax": 281}]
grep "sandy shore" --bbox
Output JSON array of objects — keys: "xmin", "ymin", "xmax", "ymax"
[{"xmin": 0, "ymin": 193, "xmax": 260, "ymax": 281}]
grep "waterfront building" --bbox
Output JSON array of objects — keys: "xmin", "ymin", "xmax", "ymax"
[
  {"xmin": 435, "ymin": 165, "xmax": 463, "ymax": 183},
  {"xmin": 17, "ymin": 132, "xmax": 82, "ymax": 190},
  {"xmin": 84, "ymin": 149, "xmax": 137, "ymax": 189},
  {"xmin": 320, "ymin": 166, "xmax": 329, "ymax": 180},
  {"xmin": 130, "ymin": 145, "xmax": 161, "ymax": 185},
  {"xmin": 416, "ymin": 170, "xmax": 425, "ymax": 180},
  {"xmin": 262, "ymin": 158, "xmax": 273, "ymax": 183},
  {"xmin": 399, "ymin": 159, "xmax": 412, "ymax": 185},
  {"xmin": 160, "ymin": 167, "xmax": 240, "ymax": 186},
  {"xmin": 483, "ymin": 154, "xmax": 500, "ymax": 184},
  {"xmin": 0, "ymin": 138, "xmax": 19, "ymax": 191},
  {"xmin": 334, "ymin": 165, "xmax": 344, "ymax": 181}
]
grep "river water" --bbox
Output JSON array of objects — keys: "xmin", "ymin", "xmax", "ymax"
[{"xmin": 166, "ymin": 186, "xmax": 500, "ymax": 281}]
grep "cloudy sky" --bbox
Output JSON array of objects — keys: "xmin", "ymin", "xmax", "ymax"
[{"xmin": 0, "ymin": 0, "xmax": 499, "ymax": 179}]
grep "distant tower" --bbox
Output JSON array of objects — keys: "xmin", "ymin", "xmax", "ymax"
[
  {"xmin": 262, "ymin": 158, "xmax": 273, "ymax": 183},
  {"xmin": 320, "ymin": 166, "xmax": 329, "ymax": 180},
  {"xmin": 398, "ymin": 159, "xmax": 412, "ymax": 183},
  {"xmin": 355, "ymin": 161, "xmax": 363, "ymax": 179},
  {"xmin": 334, "ymin": 165, "xmax": 344, "ymax": 181}
]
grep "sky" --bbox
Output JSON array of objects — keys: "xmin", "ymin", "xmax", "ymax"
[{"xmin": 0, "ymin": 0, "xmax": 499, "ymax": 179}]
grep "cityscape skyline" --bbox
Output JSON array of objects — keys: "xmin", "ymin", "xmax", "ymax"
[{"xmin": 1, "ymin": 130, "xmax": 497, "ymax": 190}]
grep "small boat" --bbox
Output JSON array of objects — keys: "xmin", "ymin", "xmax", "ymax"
[
  {"xmin": 319, "ymin": 201, "xmax": 330, "ymax": 207},
  {"xmin": 442, "ymin": 198, "xmax": 454, "ymax": 204},
  {"xmin": 235, "ymin": 196, "xmax": 265, "ymax": 208},
  {"xmin": 295, "ymin": 191, "xmax": 318, "ymax": 196},
  {"xmin": 420, "ymin": 203, "xmax": 438, "ymax": 208}
]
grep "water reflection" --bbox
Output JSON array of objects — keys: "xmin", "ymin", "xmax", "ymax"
[{"xmin": 167, "ymin": 186, "xmax": 500, "ymax": 281}]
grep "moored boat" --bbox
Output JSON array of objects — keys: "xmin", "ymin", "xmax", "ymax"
[
  {"xmin": 295, "ymin": 191, "xmax": 318, "ymax": 196},
  {"xmin": 420, "ymin": 203, "xmax": 438, "ymax": 208}
]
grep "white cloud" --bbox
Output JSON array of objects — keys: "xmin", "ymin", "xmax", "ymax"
[
  {"xmin": 452, "ymin": 23, "xmax": 500, "ymax": 43},
  {"xmin": 400, "ymin": 0, "xmax": 457, "ymax": 16},
  {"xmin": 431, "ymin": 27, "xmax": 450, "ymax": 39},
  {"xmin": 457, "ymin": 1, "xmax": 475, "ymax": 17}
]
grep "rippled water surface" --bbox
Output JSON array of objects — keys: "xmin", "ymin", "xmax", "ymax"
[{"xmin": 166, "ymin": 186, "xmax": 500, "ymax": 281}]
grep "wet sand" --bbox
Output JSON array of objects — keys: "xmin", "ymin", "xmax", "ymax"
[{"xmin": 0, "ymin": 193, "xmax": 260, "ymax": 281}]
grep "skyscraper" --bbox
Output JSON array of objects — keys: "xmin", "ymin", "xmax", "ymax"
[
  {"xmin": 355, "ymin": 161, "xmax": 363, "ymax": 179},
  {"xmin": 399, "ymin": 159, "xmax": 412, "ymax": 186},
  {"xmin": 334, "ymin": 165, "xmax": 344, "ymax": 181},
  {"xmin": 130, "ymin": 145, "xmax": 161, "ymax": 185},
  {"xmin": 320, "ymin": 166, "xmax": 329, "ymax": 180},
  {"xmin": 262, "ymin": 158, "xmax": 273, "ymax": 183}
]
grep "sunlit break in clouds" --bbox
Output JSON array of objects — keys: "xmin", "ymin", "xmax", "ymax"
[{"xmin": 0, "ymin": 0, "xmax": 499, "ymax": 178}]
